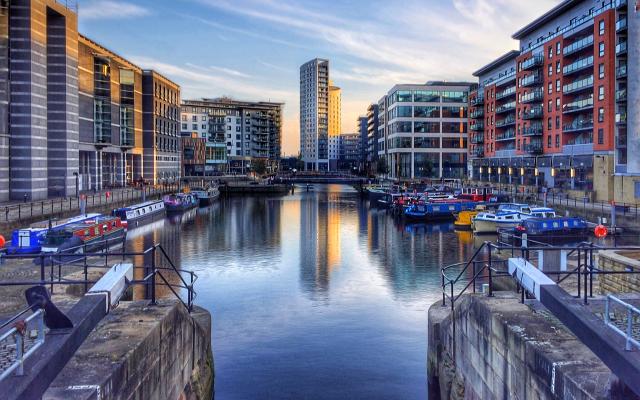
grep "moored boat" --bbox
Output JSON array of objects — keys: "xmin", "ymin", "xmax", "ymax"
[
  {"xmin": 112, "ymin": 200, "xmax": 165, "ymax": 228},
  {"xmin": 163, "ymin": 193, "xmax": 198, "ymax": 213},
  {"xmin": 190, "ymin": 186, "xmax": 220, "ymax": 206},
  {"xmin": 40, "ymin": 215, "xmax": 125, "ymax": 254},
  {"xmin": 510, "ymin": 217, "xmax": 589, "ymax": 243},
  {"xmin": 454, "ymin": 205, "xmax": 487, "ymax": 230},
  {"xmin": 404, "ymin": 201, "xmax": 478, "ymax": 221},
  {"xmin": 7, "ymin": 213, "xmax": 101, "ymax": 254},
  {"xmin": 471, "ymin": 204, "xmax": 556, "ymax": 234}
]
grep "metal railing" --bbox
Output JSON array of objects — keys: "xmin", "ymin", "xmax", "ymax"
[
  {"xmin": 604, "ymin": 295, "xmax": 640, "ymax": 351},
  {"xmin": 0, "ymin": 309, "xmax": 45, "ymax": 381}
]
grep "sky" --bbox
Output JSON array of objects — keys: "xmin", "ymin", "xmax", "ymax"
[{"xmin": 78, "ymin": 0, "xmax": 562, "ymax": 156}]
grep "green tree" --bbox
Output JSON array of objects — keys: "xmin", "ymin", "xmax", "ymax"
[
  {"xmin": 376, "ymin": 156, "xmax": 389, "ymax": 175},
  {"xmin": 252, "ymin": 159, "xmax": 267, "ymax": 176}
]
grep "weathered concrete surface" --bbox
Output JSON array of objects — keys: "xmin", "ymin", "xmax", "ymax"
[
  {"xmin": 598, "ymin": 250, "xmax": 640, "ymax": 294},
  {"xmin": 43, "ymin": 300, "xmax": 214, "ymax": 400},
  {"xmin": 428, "ymin": 292, "xmax": 638, "ymax": 400}
]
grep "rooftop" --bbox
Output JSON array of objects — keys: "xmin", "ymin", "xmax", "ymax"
[
  {"xmin": 473, "ymin": 50, "xmax": 520, "ymax": 77},
  {"xmin": 512, "ymin": 0, "xmax": 585, "ymax": 40}
]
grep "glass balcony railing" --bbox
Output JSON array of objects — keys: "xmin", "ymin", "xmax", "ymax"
[
  {"xmin": 616, "ymin": 65, "xmax": 627, "ymax": 79},
  {"xmin": 472, "ymin": 147, "xmax": 484, "ymax": 157},
  {"xmin": 563, "ymin": 97, "xmax": 594, "ymax": 113},
  {"xmin": 522, "ymin": 106, "xmax": 544, "ymax": 120},
  {"xmin": 470, "ymin": 122, "xmax": 485, "ymax": 131},
  {"xmin": 521, "ymin": 55, "xmax": 544, "ymax": 71},
  {"xmin": 521, "ymin": 89, "xmax": 544, "ymax": 104},
  {"xmin": 470, "ymin": 109, "xmax": 484, "ymax": 119},
  {"xmin": 496, "ymin": 129, "xmax": 516, "ymax": 141},
  {"xmin": 496, "ymin": 101, "xmax": 516, "ymax": 114},
  {"xmin": 616, "ymin": 17, "xmax": 627, "ymax": 32},
  {"xmin": 470, "ymin": 134, "xmax": 484, "ymax": 144},
  {"xmin": 563, "ymin": 56, "xmax": 594, "ymax": 75},
  {"xmin": 616, "ymin": 41, "xmax": 628, "ymax": 55},
  {"xmin": 616, "ymin": 89, "xmax": 627, "ymax": 103},
  {"xmin": 496, "ymin": 86, "xmax": 517, "ymax": 100},
  {"xmin": 496, "ymin": 116, "xmax": 516, "ymax": 128},
  {"xmin": 521, "ymin": 73, "xmax": 542, "ymax": 87},
  {"xmin": 524, "ymin": 142, "xmax": 543, "ymax": 154},
  {"xmin": 522, "ymin": 124, "xmax": 543, "ymax": 136},
  {"xmin": 563, "ymin": 75, "xmax": 594, "ymax": 94},
  {"xmin": 563, "ymin": 35, "xmax": 594, "ymax": 56},
  {"xmin": 563, "ymin": 117, "xmax": 594, "ymax": 133},
  {"xmin": 470, "ymin": 96, "xmax": 484, "ymax": 106},
  {"xmin": 616, "ymin": 113, "xmax": 627, "ymax": 124}
]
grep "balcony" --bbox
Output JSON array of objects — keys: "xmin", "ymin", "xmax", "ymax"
[
  {"xmin": 522, "ymin": 124, "xmax": 543, "ymax": 136},
  {"xmin": 563, "ymin": 75, "xmax": 594, "ymax": 94},
  {"xmin": 521, "ymin": 89, "xmax": 544, "ymax": 104},
  {"xmin": 524, "ymin": 142, "xmax": 543, "ymax": 155},
  {"xmin": 521, "ymin": 55, "xmax": 543, "ymax": 71},
  {"xmin": 563, "ymin": 35, "xmax": 594, "ymax": 57},
  {"xmin": 522, "ymin": 106, "xmax": 544, "ymax": 120},
  {"xmin": 616, "ymin": 41, "xmax": 628, "ymax": 56},
  {"xmin": 521, "ymin": 73, "xmax": 542, "ymax": 88},
  {"xmin": 470, "ymin": 96, "xmax": 484, "ymax": 106},
  {"xmin": 563, "ymin": 97, "xmax": 594, "ymax": 114},
  {"xmin": 496, "ymin": 101, "xmax": 516, "ymax": 114},
  {"xmin": 470, "ymin": 122, "xmax": 485, "ymax": 131},
  {"xmin": 470, "ymin": 109, "xmax": 484, "ymax": 119},
  {"xmin": 563, "ymin": 116, "xmax": 594, "ymax": 133},
  {"xmin": 616, "ymin": 89, "xmax": 627, "ymax": 103},
  {"xmin": 472, "ymin": 147, "xmax": 484, "ymax": 157},
  {"xmin": 616, "ymin": 112, "xmax": 627, "ymax": 125},
  {"xmin": 496, "ymin": 86, "xmax": 517, "ymax": 100},
  {"xmin": 616, "ymin": 65, "xmax": 627, "ymax": 79},
  {"xmin": 616, "ymin": 17, "xmax": 627, "ymax": 32},
  {"xmin": 563, "ymin": 56, "xmax": 594, "ymax": 76},
  {"xmin": 496, "ymin": 129, "xmax": 516, "ymax": 141},
  {"xmin": 496, "ymin": 116, "xmax": 516, "ymax": 128},
  {"xmin": 470, "ymin": 134, "xmax": 484, "ymax": 144}
]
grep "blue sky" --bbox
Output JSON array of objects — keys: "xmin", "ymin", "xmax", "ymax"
[{"xmin": 79, "ymin": 0, "xmax": 561, "ymax": 156}]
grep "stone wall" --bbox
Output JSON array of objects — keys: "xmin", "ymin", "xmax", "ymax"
[
  {"xmin": 598, "ymin": 250, "xmax": 640, "ymax": 294},
  {"xmin": 43, "ymin": 300, "xmax": 214, "ymax": 400},
  {"xmin": 428, "ymin": 293, "xmax": 635, "ymax": 400}
]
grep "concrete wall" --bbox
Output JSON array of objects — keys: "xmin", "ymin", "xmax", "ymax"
[
  {"xmin": 428, "ymin": 293, "xmax": 634, "ymax": 399},
  {"xmin": 598, "ymin": 250, "xmax": 640, "ymax": 294},
  {"xmin": 43, "ymin": 300, "xmax": 214, "ymax": 400}
]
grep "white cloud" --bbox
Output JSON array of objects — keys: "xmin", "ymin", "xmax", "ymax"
[
  {"xmin": 80, "ymin": 0, "xmax": 150, "ymax": 20},
  {"xmin": 209, "ymin": 65, "xmax": 252, "ymax": 79}
]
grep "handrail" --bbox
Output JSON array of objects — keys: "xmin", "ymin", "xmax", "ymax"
[{"xmin": 604, "ymin": 295, "xmax": 640, "ymax": 351}]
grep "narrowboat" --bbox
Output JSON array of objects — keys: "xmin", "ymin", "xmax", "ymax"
[
  {"xmin": 404, "ymin": 201, "xmax": 478, "ymax": 221},
  {"xmin": 6, "ymin": 213, "xmax": 100, "ymax": 254},
  {"xmin": 112, "ymin": 200, "xmax": 165, "ymax": 228},
  {"xmin": 40, "ymin": 215, "xmax": 126, "ymax": 254},
  {"xmin": 454, "ymin": 205, "xmax": 487, "ymax": 230},
  {"xmin": 190, "ymin": 186, "xmax": 220, "ymax": 206},
  {"xmin": 511, "ymin": 217, "xmax": 589, "ymax": 243},
  {"xmin": 471, "ymin": 204, "xmax": 537, "ymax": 234},
  {"xmin": 163, "ymin": 193, "xmax": 198, "ymax": 213}
]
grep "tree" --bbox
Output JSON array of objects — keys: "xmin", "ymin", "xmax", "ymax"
[
  {"xmin": 251, "ymin": 159, "xmax": 267, "ymax": 176},
  {"xmin": 376, "ymin": 156, "xmax": 389, "ymax": 175}
]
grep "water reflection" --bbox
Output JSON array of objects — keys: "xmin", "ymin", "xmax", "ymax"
[{"xmin": 124, "ymin": 185, "xmax": 477, "ymax": 399}]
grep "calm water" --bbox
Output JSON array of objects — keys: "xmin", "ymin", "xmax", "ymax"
[{"xmin": 125, "ymin": 184, "xmax": 477, "ymax": 399}]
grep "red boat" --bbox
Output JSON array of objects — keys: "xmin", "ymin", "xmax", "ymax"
[{"xmin": 41, "ymin": 215, "xmax": 126, "ymax": 253}]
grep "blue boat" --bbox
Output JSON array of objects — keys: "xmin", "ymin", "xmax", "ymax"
[
  {"xmin": 404, "ymin": 202, "xmax": 478, "ymax": 221},
  {"xmin": 112, "ymin": 199, "xmax": 165, "ymax": 228},
  {"xmin": 511, "ymin": 217, "xmax": 589, "ymax": 243},
  {"xmin": 7, "ymin": 213, "xmax": 101, "ymax": 254}
]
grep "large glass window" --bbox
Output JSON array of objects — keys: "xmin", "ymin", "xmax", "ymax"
[
  {"xmin": 94, "ymin": 58, "xmax": 111, "ymax": 144},
  {"xmin": 414, "ymin": 153, "xmax": 439, "ymax": 178},
  {"xmin": 414, "ymin": 137, "xmax": 439, "ymax": 148},
  {"xmin": 392, "ymin": 137, "xmax": 412, "ymax": 149},
  {"xmin": 442, "ymin": 106, "xmax": 467, "ymax": 118},
  {"xmin": 442, "ymin": 138, "xmax": 467, "ymax": 149},
  {"xmin": 392, "ymin": 121, "xmax": 412, "ymax": 133},
  {"xmin": 414, "ymin": 90, "xmax": 440, "ymax": 102},
  {"xmin": 396, "ymin": 106, "xmax": 412, "ymax": 118},
  {"xmin": 414, "ymin": 122, "xmax": 439, "ymax": 133},
  {"xmin": 442, "ymin": 153, "xmax": 466, "ymax": 178},
  {"xmin": 441, "ymin": 91, "xmax": 467, "ymax": 103},
  {"xmin": 414, "ymin": 106, "xmax": 439, "ymax": 118},
  {"xmin": 442, "ymin": 122, "xmax": 467, "ymax": 133},
  {"xmin": 120, "ymin": 69, "xmax": 135, "ymax": 147},
  {"xmin": 393, "ymin": 90, "xmax": 412, "ymax": 103}
]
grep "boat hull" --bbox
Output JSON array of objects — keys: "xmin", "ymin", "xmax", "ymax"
[{"xmin": 472, "ymin": 219, "xmax": 498, "ymax": 234}]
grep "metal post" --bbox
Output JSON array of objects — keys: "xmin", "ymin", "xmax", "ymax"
[
  {"xmin": 16, "ymin": 331, "xmax": 24, "ymax": 376},
  {"xmin": 583, "ymin": 253, "xmax": 588, "ymax": 305},
  {"xmin": 589, "ymin": 244, "xmax": 594, "ymax": 298},
  {"xmin": 150, "ymin": 246, "xmax": 157, "ymax": 305},
  {"xmin": 442, "ymin": 273, "xmax": 446, "ymax": 306},
  {"xmin": 83, "ymin": 243, "xmax": 88, "ymax": 294},
  {"xmin": 626, "ymin": 308, "xmax": 633, "ymax": 351},
  {"xmin": 40, "ymin": 254, "xmax": 45, "ymax": 285},
  {"xmin": 488, "ymin": 244, "xmax": 493, "ymax": 297},
  {"xmin": 577, "ymin": 249, "xmax": 581, "ymax": 298}
]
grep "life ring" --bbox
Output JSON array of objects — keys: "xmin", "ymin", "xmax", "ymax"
[{"xmin": 594, "ymin": 224, "xmax": 608, "ymax": 238}]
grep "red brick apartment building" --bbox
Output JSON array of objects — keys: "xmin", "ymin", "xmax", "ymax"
[{"xmin": 469, "ymin": 0, "xmax": 637, "ymax": 202}]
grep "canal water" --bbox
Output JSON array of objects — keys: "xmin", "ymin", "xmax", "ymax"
[{"xmin": 125, "ymin": 184, "xmax": 478, "ymax": 399}]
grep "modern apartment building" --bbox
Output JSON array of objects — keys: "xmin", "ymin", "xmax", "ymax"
[
  {"xmin": 357, "ymin": 116, "xmax": 367, "ymax": 169},
  {"xmin": 470, "ymin": 0, "xmax": 637, "ymax": 202},
  {"xmin": 337, "ymin": 133, "xmax": 362, "ymax": 171},
  {"xmin": 365, "ymin": 104, "xmax": 379, "ymax": 165},
  {"xmin": 381, "ymin": 82, "xmax": 472, "ymax": 180},
  {"xmin": 0, "ymin": 0, "xmax": 79, "ymax": 200},
  {"xmin": 142, "ymin": 70, "xmax": 181, "ymax": 184},
  {"xmin": 300, "ymin": 58, "xmax": 329, "ymax": 171},
  {"xmin": 328, "ymin": 81, "xmax": 341, "ymax": 170},
  {"xmin": 181, "ymin": 98, "xmax": 282, "ymax": 175}
]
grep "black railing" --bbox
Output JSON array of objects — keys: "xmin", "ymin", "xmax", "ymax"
[{"xmin": 0, "ymin": 242, "xmax": 197, "ymax": 313}]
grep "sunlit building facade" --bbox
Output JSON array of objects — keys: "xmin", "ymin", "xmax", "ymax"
[
  {"xmin": 300, "ymin": 58, "xmax": 330, "ymax": 171},
  {"xmin": 382, "ymin": 82, "xmax": 472, "ymax": 180}
]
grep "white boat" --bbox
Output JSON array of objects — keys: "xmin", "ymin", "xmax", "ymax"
[{"xmin": 472, "ymin": 204, "xmax": 549, "ymax": 234}]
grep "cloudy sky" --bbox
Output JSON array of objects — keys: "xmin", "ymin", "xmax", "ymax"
[{"xmin": 79, "ymin": 0, "xmax": 561, "ymax": 156}]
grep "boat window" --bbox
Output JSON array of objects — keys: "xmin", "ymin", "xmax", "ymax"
[
  {"xmin": 449, "ymin": 206, "xmax": 455, "ymax": 211},
  {"xmin": 553, "ymin": 222, "xmax": 559, "ymax": 228},
  {"xmin": 563, "ymin": 221, "xmax": 569, "ymax": 227}
]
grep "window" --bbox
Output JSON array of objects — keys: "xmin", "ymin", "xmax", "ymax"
[
  {"xmin": 599, "ymin": 64, "xmax": 605, "ymax": 79},
  {"xmin": 547, "ymin": 118, "xmax": 552, "ymax": 130},
  {"xmin": 192, "ymin": 116, "xmax": 197, "ymax": 122},
  {"xmin": 599, "ymin": 42, "xmax": 605, "ymax": 57},
  {"xmin": 598, "ymin": 128, "xmax": 604, "ymax": 144},
  {"xmin": 547, "ymin": 135, "xmax": 552, "ymax": 148},
  {"xmin": 556, "ymin": 116, "xmax": 560, "ymax": 129},
  {"xmin": 555, "ymin": 134, "xmax": 560, "ymax": 148},
  {"xmin": 598, "ymin": 107, "xmax": 605, "ymax": 122},
  {"xmin": 181, "ymin": 115, "xmax": 187, "ymax": 121},
  {"xmin": 556, "ymin": 98, "xmax": 561, "ymax": 111},
  {"xmin": 201, "ymin": 124, "xmax": 206, "ymax": 129},
  {"xmin": 599, "ymin": 20, "xmax": 605, "ymax": 35},
  {"xmin": 556, "ymin": 79, "xmax": 561, "ymax": 92},
  {"xmin": 192, "ymin": 124, "xmax": 197, "ymax": 130},
  {"xmin": 598, "ymin": 86, "xmax": 605, "ymax": 100},
  {"xmin": 548, "ymin": 46, "xmax": 553, "ymax": 58},
  {"xmin": 548, "ymin": 100, "xmax": 552, "ymax": 112},
  {"xmin": 227, "ymin": 126, "xmax": 231, "ymax": 130},
  {"xmin": 556, "ymin": 61, "xmax": 561, "ymax": 73},
  {"xmin": 548, "ymin": 83, "xmax": 553, "ymax": 94},
  {"xmin": 181, "ymin": 123, "xmax": 187, "ymax": 130},
  {"xmin": 556, "ymin": 42, "xmax": 561, "ymax": 55},
  {"xmin": 548, "ymin": 64, "xmax": 553, "ymax": 76},
  {"xmin": 202, "ymin": 116, "xmax": 207, "ymax": 121}
]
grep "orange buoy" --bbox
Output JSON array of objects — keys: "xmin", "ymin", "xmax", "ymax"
[
  {"xmin": 594, "ymin": 224, "xmax": 608, "ymax": 238},
  {"xmin": 0, "ymin": 235, "xmax": 5, "ymax": 248}
]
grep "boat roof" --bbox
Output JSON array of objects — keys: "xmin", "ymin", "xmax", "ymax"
[
  {"xmin": 57, "ymin": 216, "xmax": 119, "ymax": 231},
  {"xmin": 29, "ymin": 213, "xmax": 101, "ymax": 229},
  {"xmin": 115, "ymin": 200, "xmax": 163, "ymax": 211},
  {"xmin": 531, "ymin": 207, "xmax": 555, "ymax": 212}
]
